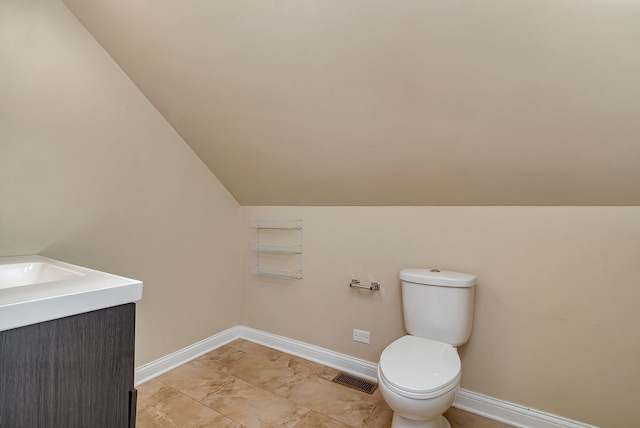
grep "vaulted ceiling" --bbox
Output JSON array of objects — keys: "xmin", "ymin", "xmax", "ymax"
[{"xmin": 62, "ymin": 0, "xmax": 640, "ymax": 206}]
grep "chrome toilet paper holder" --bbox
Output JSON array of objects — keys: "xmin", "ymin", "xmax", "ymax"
[{"xmin": 349, "ymin": 279, "xmax": 381, "ymax": 291}]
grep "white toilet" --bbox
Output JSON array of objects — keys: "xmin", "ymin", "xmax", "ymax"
[{"xmin": 378, "ymin": 268, "xmax": 476, "ymax": 428}]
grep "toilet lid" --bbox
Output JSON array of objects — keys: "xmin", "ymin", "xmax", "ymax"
[{"xmin": 379, "ymin": 336, "xmax": 461, "ymax": 394}]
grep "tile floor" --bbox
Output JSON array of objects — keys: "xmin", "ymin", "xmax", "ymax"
[{"xmin": 136, "ymin": 339, "xmax": 514, "ymax": 428}]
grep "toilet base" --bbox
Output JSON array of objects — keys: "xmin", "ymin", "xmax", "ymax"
[{"xmin": 391, "ymin": 413, "xmax": 451, "ymax": 428}]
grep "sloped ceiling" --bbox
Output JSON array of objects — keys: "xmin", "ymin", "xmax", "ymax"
[{"xmin": 62, "ymin": 0, "xmax": 640, "ymax": 206}]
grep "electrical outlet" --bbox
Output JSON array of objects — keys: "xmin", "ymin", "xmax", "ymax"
[{"xmin": 353, "ymin": 329, "xmax": 370, "ymax": 344}]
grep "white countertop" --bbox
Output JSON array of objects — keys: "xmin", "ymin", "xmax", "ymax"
[{"xmin": 0, "ymin": 255, "xmax": 143, "ymax": 332}]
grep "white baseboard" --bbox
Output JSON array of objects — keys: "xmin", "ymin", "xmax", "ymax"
[
  {"xmin": 453, "ymin": 389, "xmax": 598, "ymax": 428},
  {"xmin": 238, "ymin": 325, "xmax": 379, "ymax": 382},
  {"xmin": 134, "ymin": 325, "xmax": 240, "ymax": 386},
  {"xmin": 134, "ymin": 326, "xmax": 597, "ymax": 428}
]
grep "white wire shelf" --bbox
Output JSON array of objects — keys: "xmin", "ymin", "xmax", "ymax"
[
  {"xmin": 249, "ymin": 219, "xmax": 303, "ymax": 279},
  {"xmin": 249, "ymin": 243, "xmax": 302, "ymax": 254},
  {"xmin": 249, "ymin": 266, "xmax": 302, "ymax": 280},
  {"xmin": 249, "ymin": 220, "xmax": 302, "ymax": 230}
]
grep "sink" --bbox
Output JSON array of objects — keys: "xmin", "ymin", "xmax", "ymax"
[
  {"xmin": 0, "ymin": 255, "xmax": 143, "ymax": 332},
  {"xmin": 0, "ymin": 262, "xmax": 84, "ymax": 289}
]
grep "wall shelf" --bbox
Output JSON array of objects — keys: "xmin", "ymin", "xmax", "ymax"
[
  {"xmin": 249, "ymin": 266, "xmax": 302, "ymax": 280},
  {"xmin": 249, "ymin": 219, "xmax": 303, "ymax": 280},
  {"xmin": 249, "ymin": 220, "xmax": 302, "ymax": 230},
  {"xmin": 249, "ymin": 243, "xmax": 302, "ymax": 255}
]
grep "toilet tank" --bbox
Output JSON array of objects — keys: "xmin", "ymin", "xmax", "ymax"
[{"xmin": 400, "ymin": 268, "xmax": 476, "ymax": 347}]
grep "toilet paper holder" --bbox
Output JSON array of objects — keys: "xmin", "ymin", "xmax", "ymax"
[{"xmin": 349, "ymin": 279, "xmax": 381, "ymax": 291}]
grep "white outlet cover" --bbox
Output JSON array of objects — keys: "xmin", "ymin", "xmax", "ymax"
[{"xmin": 353, "ymin": 329, "xmax": 370, "ymax": 344}]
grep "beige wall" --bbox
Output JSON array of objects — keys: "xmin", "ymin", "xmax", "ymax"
[
  {"xmin": 242, "ymin": 206, "xmax": 640, "ymax": 427},
  {"xmin": 3, "ymin": 1, "xmax": 640, "ymax": 427},
  {"xmin": 61, "ymin": 0, "xmax": 640, "ymax": 206},
  {"xmin": 0, "ymin": 0, "xmax": 242, "ymax": 366}
]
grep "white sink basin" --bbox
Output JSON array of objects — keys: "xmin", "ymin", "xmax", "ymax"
[
  {"xmin": 0, "ymin": 255, "xmax": 143, "ymax": 332},
  {"xmin": 0, "ymin": 262, "xmax": 84, "ymax": 289}
]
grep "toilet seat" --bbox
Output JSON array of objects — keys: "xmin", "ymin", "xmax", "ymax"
[{"xmin": 379, "ymin": 335, "xmax": 461, "ymax": 399}]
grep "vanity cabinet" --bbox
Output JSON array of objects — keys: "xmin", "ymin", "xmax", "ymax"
[{"xmin": 0, "ymin": 303, "xmax": 137, "ymax": 428}]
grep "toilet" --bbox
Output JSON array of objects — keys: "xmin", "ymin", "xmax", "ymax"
[{"xmin": 378, "ymin": 268, "xmax": 476, "ymax": 428}]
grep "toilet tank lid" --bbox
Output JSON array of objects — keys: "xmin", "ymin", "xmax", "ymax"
[{"xmin": 400, "ymin": 268, "xmax": 476, "ymax": 287}]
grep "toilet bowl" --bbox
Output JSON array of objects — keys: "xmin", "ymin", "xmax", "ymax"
[
  {"xmin": 377, "ymin": 268, "xmax": 475, "ymax": 428},
  {"xmin": 378, "ymin": 335, "xmax": 461, "ymax": 428}
]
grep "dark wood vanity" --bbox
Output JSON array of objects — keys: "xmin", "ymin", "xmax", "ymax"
[{"xmin": 0, "ymin": 303, "xmax": 137, "ymax": 428}]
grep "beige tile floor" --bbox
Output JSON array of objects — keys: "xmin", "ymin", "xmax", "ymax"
[{"xmin": 136, "ymin": 339, "xmax": 514, "ymax": 428}]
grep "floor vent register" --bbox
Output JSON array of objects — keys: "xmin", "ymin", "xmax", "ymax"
[{"xmin": 331, "ymin": 372, "xmax": 378, "ymax": 395}]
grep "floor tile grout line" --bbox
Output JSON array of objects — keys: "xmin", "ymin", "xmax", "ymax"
[
  {"xmin": 192, "ymin": 379, "xmax": 252, "ymax": 427},
  {"xmin": 155, "ymin": 368, "xmax": 255, "ymax": 427},
  {"xmin": 362, "ymin": 400, "xmax": 386, "ymax": 428},
  {"xmin": 192, "ymin": 349, "xmax": 315, "ymax": 428},
  {"xmin": 233, "ymin": 340, "xmax": 384, "ymax": 427},
  {"xmin": 152, "ymin": 379, "xmax": 245, "ymax": 426},
  {"xmin": 213, "ymin": 341, "xmax": 374, "ymax": 428}
]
